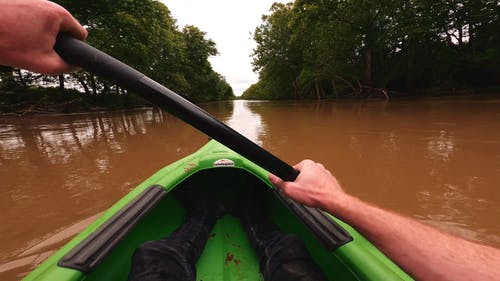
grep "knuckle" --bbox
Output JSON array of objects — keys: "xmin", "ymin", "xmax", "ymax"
[
  {"xmin": 45, "ymin": 1, "xmax": 71, "ymax": 25},
  {"xmin": 44, "ymin": 2, "xmax": 61, "ymax": 19},
  {"xmin": 302, "ymin": 159, "xmax": 314, "ymax": 165}
]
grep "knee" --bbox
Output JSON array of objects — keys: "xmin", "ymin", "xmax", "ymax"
[
  {"xmin": 264, "ymin": 235, "xmax": 328, "ymax": 281},
  {"xmin": 273, "ymin": 234, "xmax": 311, "ymax": 258},
  {"xmin": 132, "ymin": 239, "xmax": 185, "ymax": 262},
  {"xmin": 272, "ymin": 260, "xmax": 328, "ymax": 281},
  {"xmin": 130, "ymin": 240, "xmax": 196, "ymax": 280},
  {"xmin": 136, "ymin": 240, "xmax": 161, "ymax": 251}
]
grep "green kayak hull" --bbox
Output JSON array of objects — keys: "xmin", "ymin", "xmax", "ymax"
[{"xmin": 23, "ymin": 140, "xmax": 414, "ymax": 281}]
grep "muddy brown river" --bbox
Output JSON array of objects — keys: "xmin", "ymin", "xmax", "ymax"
[{"xmin": 1, "ymin": 97, "xmax": 499, "ymax": 279}]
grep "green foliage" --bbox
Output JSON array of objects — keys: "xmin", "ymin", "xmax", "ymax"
[
  {"xmin": 0, "ymin": 0, "xmax": 233, "ymax": 105},
  {"xmin": 178, "ymin": 25, "xmax": 234, "ymax": 101},
  {"xmin": 246, "ymin": 0, "xmax": 500, "ymax": 99},
  {"xmin": 251, "ymin": 3, "xmax": 299, "ymax": 99},
  {"xmin": 0, "ymin": 87, "xmax": 149, "ymax": 114},
  {"xmin": 243, "ymin": 81, "xmax": 277, "ymax": 100}
]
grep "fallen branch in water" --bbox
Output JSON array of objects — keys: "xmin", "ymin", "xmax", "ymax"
[{"xmin": 334, "ymin": 75, "xmax": 398, "ymax": 100}]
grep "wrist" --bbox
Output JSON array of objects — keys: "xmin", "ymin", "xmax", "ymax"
[{"xmin": 323, "ymin": 193, "xmax": 358, "ymax": 219}]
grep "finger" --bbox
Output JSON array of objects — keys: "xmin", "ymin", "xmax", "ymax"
[
  {"xmin": 268, "ymin": 173, "xmax": 284, "ymax": 188},
  {"xmin": 293, "ymin": 159, "xmax": 314, "ymax": 171},
  {"xmin": 278, "ymin": 182, "xmax": 311, "ymax": 206},
  {"xmin": 317, "ymin": 162, "xmax": 325, "ymax": 169},
  {"xmin": 58, "ymin": 8, "xmax": 88, "ymax": 40}
]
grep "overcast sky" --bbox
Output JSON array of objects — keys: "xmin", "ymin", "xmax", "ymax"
[{"xmin": 160, "ymin": 0, "xmax": 287, "ymax": 96}]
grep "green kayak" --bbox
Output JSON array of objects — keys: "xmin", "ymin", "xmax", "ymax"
[{"xmin": 24, "ymin": 140, "xmax": 413, "ymax": 281}]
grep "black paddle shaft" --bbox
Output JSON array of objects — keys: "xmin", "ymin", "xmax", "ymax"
[
  {"xmin": 54, "ymin": 34, "xmax": 352, "ymax": 250},
  {"xmin": 55, "ymin": 35, "xmax": 296, "ymax": 181}
]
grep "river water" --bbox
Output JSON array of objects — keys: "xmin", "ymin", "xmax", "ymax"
[{"xmin": 1, "ymin": 97, "xmax": 499, "ymax": 279}]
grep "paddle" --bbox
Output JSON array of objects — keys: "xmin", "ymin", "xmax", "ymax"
[{"xmin": 54, "ymin": 34, "xmax": 352, "ymax": 250}]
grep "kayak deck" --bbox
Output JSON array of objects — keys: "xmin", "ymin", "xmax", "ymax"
[
  {"xmin": 73, "ymin": 169, "xmax": 366, "ymax": 281},
  {"xmin": 24, "ymin": 140, "xmax": 413, "ymax": 281},
  {"xmin": 85, "ymin": 200, "xmax": 264, "ymax": 281}
]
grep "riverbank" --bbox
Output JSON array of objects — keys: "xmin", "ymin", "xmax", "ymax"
[
  {"xmin": 0, "ymin": 88, "xmax": 151, "ymax": 116},
  {"xmin": 240, "ymin": 86, "xmax": 500, "ymax": 101},
  {"xmin": 3, "ymin": 87, "xmax": 498, "ymax": 116}
]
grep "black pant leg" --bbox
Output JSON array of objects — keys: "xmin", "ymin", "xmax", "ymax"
[
  {"xmin": 261, "ymin": 233, "xmax": 329, "ymax": 281},
  {"xmin": 245, "ymin": 219, "xmax": 329, "ymax": 281},
  {"xmin": 128, "ymin": 210, "xmax": 217, "ymax": 281},
  {"xmin": 128, "ymin": 239, "xmax": 194, "ymax": 281}
]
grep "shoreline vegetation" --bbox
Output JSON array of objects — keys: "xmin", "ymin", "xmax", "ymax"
[
  {"xmin": 240, "ymin": 87, "xmax": 500, "ymax": 101},
  {"xmin": 242, "ymin": 1, "xmax": 500, "ymax": 100},
  {"xmin": 1, "ymin": 86, "xmax": 498, "ymax": 117},
  {"xmin": 0, "ymin": 88, "xmax": 153, "ymax": 116},
  {"xmin": 2, "ymin": 0, "xmax": 499, "ymax": 114},
  {"xmin": 0, "ymin": 0, "xmax": 234, "ymax": 115}
]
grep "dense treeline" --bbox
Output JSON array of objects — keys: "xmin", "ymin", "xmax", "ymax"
[
  {"xmin": 243, "ymin": 0, "xmax": 500, "ymax": 99},
  {"xmin": 0, "ymin": 0, "xmax": 233, "ymax": 114}
]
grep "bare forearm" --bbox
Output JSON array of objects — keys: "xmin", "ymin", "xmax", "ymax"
[
  {"xmin": 327, "ymin": 195, "xmax": 500, "ymax": 281},
  {"xmin": 269, "ymin": 161, "xmax": 500, "ymax": 280}
]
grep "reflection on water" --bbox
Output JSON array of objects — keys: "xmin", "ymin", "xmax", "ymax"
[
  {"xmin": 426, "ymin": 130, "xmax": 455, "ymax": 162},
  {"xmin": 381, "ymin": 131, "xmax": 400, "ymax": 153},
  {"xmin": 0, "ymin": 108, "xmax": 207, "ymax": 279},
  {"xmin": 223, "ymin": 100, "xmax": 266, "ymax": 145},
  {"xmin": 1, "ymin": 97, "xmax": 500, "ymax": 279},
  {"xmin": 1, "ymin": 109, "xmax": 167, "ymax": 165}
]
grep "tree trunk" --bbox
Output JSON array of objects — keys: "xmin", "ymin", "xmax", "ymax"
[
  {"xmin": 73, "ymin": 74, "xmax": 91, "ymax": 95},
  {"xmin": 331, "ymin": 79, "xmax": 338, "ymax": 97},
  {"xmin": 469, "ymin": 23, "xmax": 474, "ymax": 42},
  {"xmin": 16, "ymin": 69, "xmax": 27, "ymax": 88},
  {"xmin": 407, "ymin": 37, "xmax": 416, "ymax": 92},
  {"xmin": 90, "ymin": 75, "xmax": 97, "ymax": 95},
  {"xmin": 364, "ymin": 48, "xmax": 372, "ymax": 86},
  {"xmin": 293, "ymin": 77, "xmax": 299, "ymax": 99},
  {"xmin": 458, "ymin": 26, "xmax": 463, "ymax": 45},
  {"xmin": 315, "ymin": 79, "xmax": 321, "ymax": 100},
  {"xmin": 58, "ymin": 74, "xmax": 65, "ymax": 92},
  {"xmin": 102, "ymin": 83, "xmax": 110, "ymax": 94}
]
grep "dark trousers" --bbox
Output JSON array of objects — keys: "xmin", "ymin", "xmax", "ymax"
[{"xmin": 128, "ymin": 213, "xmax": 328, "ymax": 281}]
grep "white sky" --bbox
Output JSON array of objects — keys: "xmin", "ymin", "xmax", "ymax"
[{"xmin": 160, "ymin": 0, "xmax": 288, "ymax": 96}]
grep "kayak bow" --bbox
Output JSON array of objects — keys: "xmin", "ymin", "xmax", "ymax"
[{"xmin": 24, "ymin": 140, "xmax": 413, "ymax": 280}]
